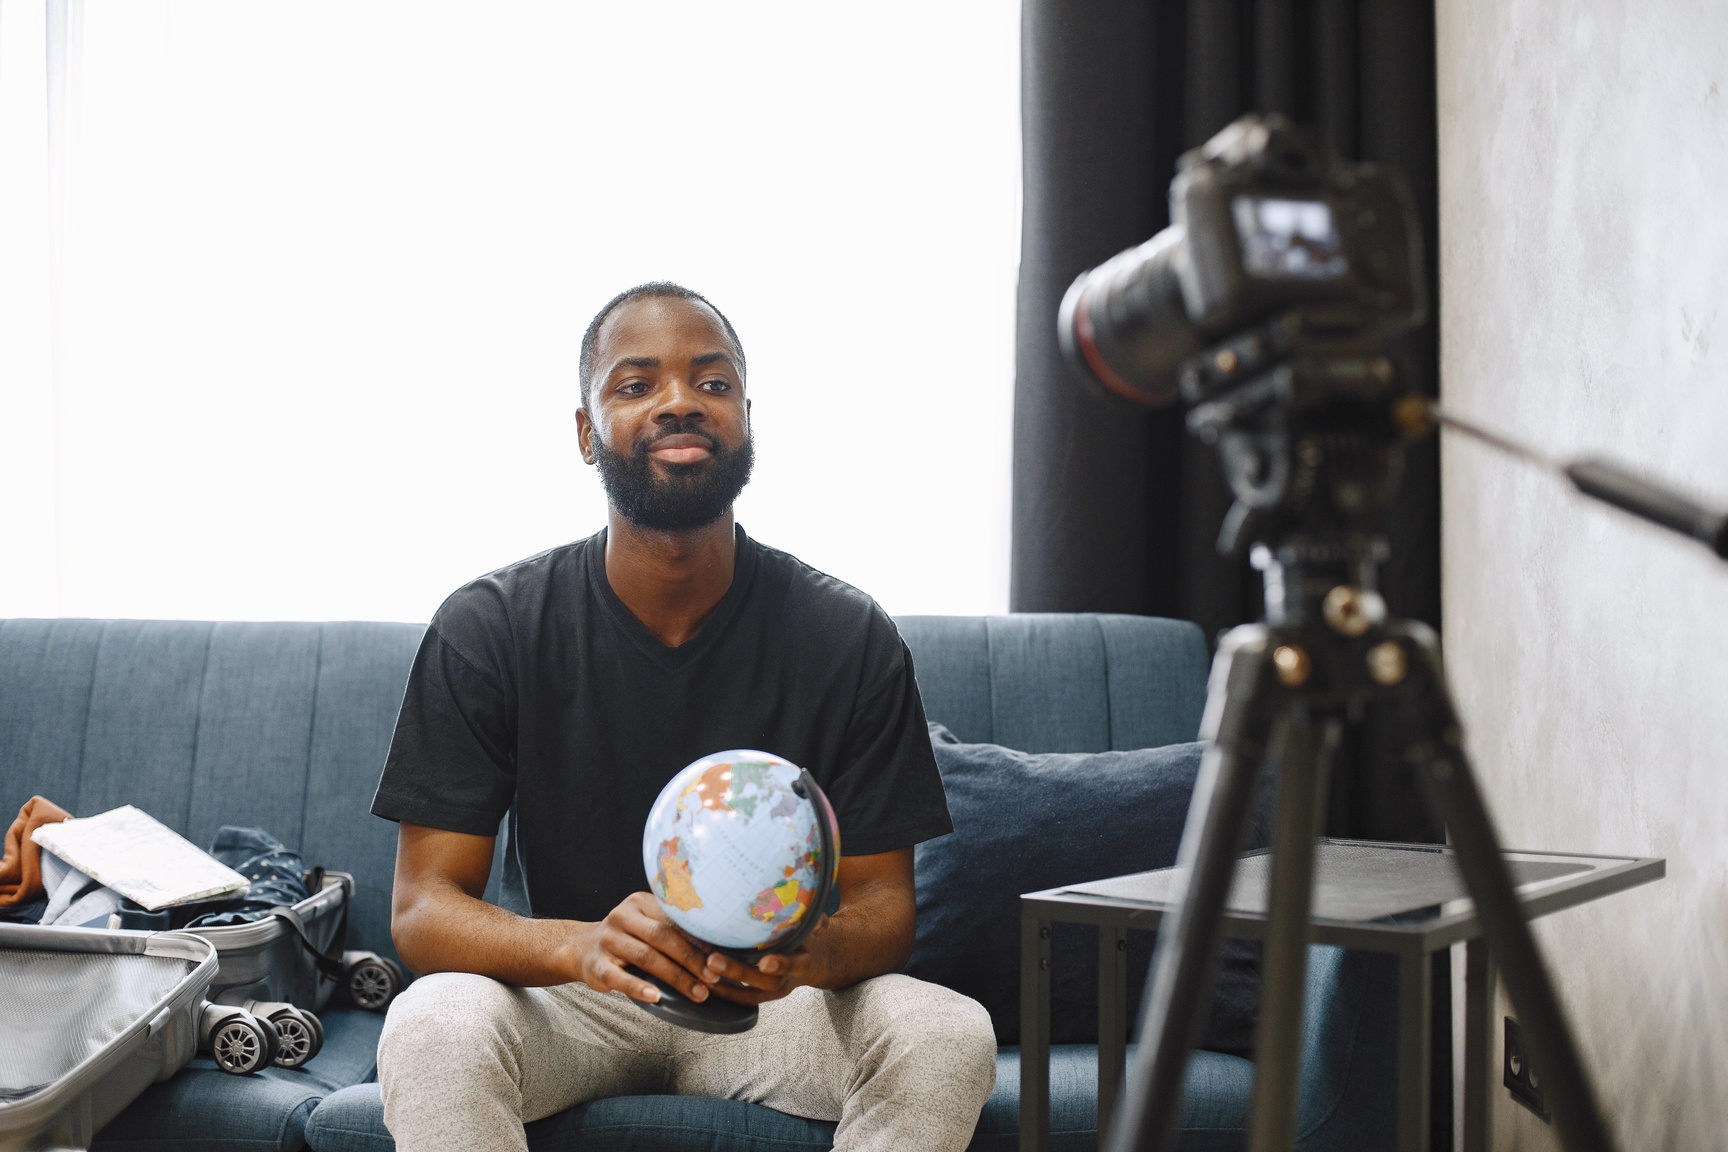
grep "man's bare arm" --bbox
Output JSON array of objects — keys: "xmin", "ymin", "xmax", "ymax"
[
  {"xmin": 389, "ymin": 822, "xmax": 722, "ymax": 1004},
  {"xmin": 700, "ymin": 847, "xmax": 916, "ymax": 1004}
]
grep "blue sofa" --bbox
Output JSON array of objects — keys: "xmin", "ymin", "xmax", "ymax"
[{"xmin": 0, "ymin": 614, "xmax": 1396, "ymax": 1151}]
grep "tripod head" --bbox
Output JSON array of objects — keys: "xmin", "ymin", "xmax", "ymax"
[{"xmin": 1179, "ymin": 312, "xmax": 1432, "ymax": 628}]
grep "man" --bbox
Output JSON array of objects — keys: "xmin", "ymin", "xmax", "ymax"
[{"xmin": 370, "ymin": 283, "xmax": 997, "ymax": 1152}]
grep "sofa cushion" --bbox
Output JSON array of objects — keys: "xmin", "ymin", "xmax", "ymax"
[
  {"xmin": 92, "ymin": 1007, "xmax": 385, "ymax": 1152},
  {"xmin": 906, "ymin": 727, "xmax": 1262, "ymax": 1049},
  {"xmin": 303, "ymin": 1046, "xmax": 1254, "ymax": 1152},
  {"xmin": 895, "ymin": 615, "xmax": 1210, "ymax": 752}
]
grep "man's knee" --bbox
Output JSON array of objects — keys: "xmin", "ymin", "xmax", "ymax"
[
  {"xmin": 856, "ymin": 974, "xmax": 997, "ymax": 1085},
  {"xmin": 378, "ymin": 971, "xmax": 525, "ymax": 1087}
]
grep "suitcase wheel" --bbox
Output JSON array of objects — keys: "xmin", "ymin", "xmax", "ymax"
[
  {"xmin": 344, "ymin": 952, "xmax": 405, "ymax": 1011},
  {"xmin": 248, "ymin": 1002, "xmax": 324, "ymax": 1068},
  {"xmin": 210, "ymin": 1014, "xmax": 275, "ymax": 1075}
]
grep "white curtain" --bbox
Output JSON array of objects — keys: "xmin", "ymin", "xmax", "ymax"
[{"xmin": 0, "ymin": 2, "xmax": 1019, "ymax": 622}]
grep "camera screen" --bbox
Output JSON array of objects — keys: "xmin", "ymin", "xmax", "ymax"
[{"xmin": 1232, "ymin": 197, "xmax": 1349, "ymax": 281}]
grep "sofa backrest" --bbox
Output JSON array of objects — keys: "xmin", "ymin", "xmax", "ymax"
[
  {"xmin": 0, "ymin": 613, "xmax": 1209, "ymax": 962},
  {"xmin": 896, "ymin": 614, "xmax": 1208, "ymax": 752}
]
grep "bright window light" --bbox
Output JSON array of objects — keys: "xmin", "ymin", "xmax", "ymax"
[{"xmin": 0, "ymin": 2, "xmax": 1019, "ymax": 623}]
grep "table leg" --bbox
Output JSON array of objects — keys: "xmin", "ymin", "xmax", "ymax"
[
  {"xmin": 1097, "ymin": 925, "xmax": 1127, "ymax": 1144},
  {"xmin": 1398, "ymin": 950, "xmax": 1433, "ymax": 1152},
  {"xmin": 1020, "ymin": 914, "xmax": 1051, "ymax": 1152},
  {"xmin": 1462, "ymin": 940, "xmax": 1495, "ymax": 1152}
]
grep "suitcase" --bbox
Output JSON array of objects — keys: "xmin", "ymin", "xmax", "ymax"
[
  {"xmin": 181, "ymin": 870, "xmax": 403, "ymax": 1068},
  {"xmin": 0, "ymin": 925, "xmax": 217, "ymax": 1152}
]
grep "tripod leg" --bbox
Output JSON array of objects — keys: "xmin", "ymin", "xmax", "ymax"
[
  {"xmin": 1108, "ymin": 625, "xmax": 1285, "ymax": 1152},
  {"xmin": 1248, "ymin": 714, "xmax": 1341, "ymax": 1152},
  {"xmin": 1389, "ymin": 622, "xmax": 1617, "ymax": 1152}
]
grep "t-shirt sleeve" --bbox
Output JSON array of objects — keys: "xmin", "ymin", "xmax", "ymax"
[
  {"xmin": 370, "ymin": 613, "xmax": 517, "ymax": 837},
  {"xmin": 822, "ymin": 634, "xmax": 953, "ymax": 856}
]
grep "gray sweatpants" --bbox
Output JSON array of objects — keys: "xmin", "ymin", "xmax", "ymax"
[{"xmin": 376, "ymin": 971, "xmax": 997, "ymax": 1152}]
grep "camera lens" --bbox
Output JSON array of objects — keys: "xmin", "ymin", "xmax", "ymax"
[{"xmin": 1058, "ymin": 225, "xmax": 1204, "ymax": 408}]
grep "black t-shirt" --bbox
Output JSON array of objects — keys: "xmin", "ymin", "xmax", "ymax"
[{"xmin": 371, "ymin": 525, "xmax": 952, "ymax": 924}]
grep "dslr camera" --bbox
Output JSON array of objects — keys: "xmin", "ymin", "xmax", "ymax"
[
  {"xmin": 1059, "ymin": 114, "xmax": 1429, "ymax": 541},
  {"xmin": 1060, "ymin": 113, "xmax": 1426, "ymax": 410}
]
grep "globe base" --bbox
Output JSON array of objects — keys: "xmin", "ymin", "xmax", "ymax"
[{"xmin": 624, "ymin": 965, "xmax": 758, "ymax": 1034}]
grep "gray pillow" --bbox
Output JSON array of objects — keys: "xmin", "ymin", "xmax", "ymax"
[{"xmin": 906, "ymin": 723, "xmax": 1262, "ymax": 1050}]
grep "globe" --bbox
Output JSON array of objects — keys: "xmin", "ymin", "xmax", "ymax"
[{"xmin": 642, "ymin": 750, "xmax": 839, "ymax": 954}]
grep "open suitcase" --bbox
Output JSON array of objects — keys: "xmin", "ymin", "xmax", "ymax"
[{"xmin": 0, "ymin": 925, "xmax": 217, "ymax": 1152}]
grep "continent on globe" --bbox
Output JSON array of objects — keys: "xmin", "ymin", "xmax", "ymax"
[
  {"xmin": 750, "ymin": 877, "xmax": 814, "ymax": 927},
  {"xmin": 654, "ymin": 835, "xmax": 703, "ymax": 911}
]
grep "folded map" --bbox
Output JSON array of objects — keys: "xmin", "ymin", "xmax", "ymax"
[{"xmin": 31, "ymin": 804, "xmax": 249, "ymax": 911}]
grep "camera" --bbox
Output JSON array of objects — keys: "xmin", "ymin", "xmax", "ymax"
[{"xmin": 1058, "ymin": 114, "xmax": 1426, "ymax": 411}]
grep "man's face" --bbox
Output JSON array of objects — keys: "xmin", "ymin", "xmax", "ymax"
[{"xmin": 578, "ymin": 296, "xmax": 753, "ymax": 532}]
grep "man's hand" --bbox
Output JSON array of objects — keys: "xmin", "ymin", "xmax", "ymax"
[
  {"xmin": 698, "ymin": 936, "xmax": 828, "ymax": 1005},
  {"xmin": 561, "ymin": 892, "xmax": 722, "ymax": 1005}
]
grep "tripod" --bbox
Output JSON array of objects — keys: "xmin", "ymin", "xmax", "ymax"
[{"xmin": 1104, "ymin": 353, "xmax": 1617, "ymax": 1152}]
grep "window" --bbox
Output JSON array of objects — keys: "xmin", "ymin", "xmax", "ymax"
[{"xmin": 0, "ymin": 2, "xmax": 1018, "ymax": 621}]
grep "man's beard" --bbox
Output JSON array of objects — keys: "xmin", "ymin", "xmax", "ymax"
[{"xmin": 592, "ymin": 422, "xmax": 755, "ymax": 532}]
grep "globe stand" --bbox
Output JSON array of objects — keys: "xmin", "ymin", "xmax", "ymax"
[{"xmin": 624, "ymin": 964, "xmax": 760, "ymax": 1034}]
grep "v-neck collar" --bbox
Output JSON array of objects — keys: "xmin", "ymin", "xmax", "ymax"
[{"xmin": 589, "ymin": 523, "xmax": 758, "ymax": 671}]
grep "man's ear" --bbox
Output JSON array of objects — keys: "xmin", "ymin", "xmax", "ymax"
[{"xmin": 575, "ymin": 407, "xmax": 596, "ymax": 466}]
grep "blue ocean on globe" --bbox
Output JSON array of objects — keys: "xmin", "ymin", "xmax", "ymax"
[{"xmin": 642, "ymin": 750, "xmax": 835, "ymax": 951}]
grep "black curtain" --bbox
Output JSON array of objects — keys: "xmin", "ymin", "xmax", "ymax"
[
  {"xmin": 1012, "ymin": 2, "xmax": 1448, "ymax": 1141},
  {"xmin": 1012, "ymin": 0, "xmax": 1438, "ymax": 639},
  {"xmin": 1013, "ymin": 0, "xmax": 1443, "ymax": 841}
]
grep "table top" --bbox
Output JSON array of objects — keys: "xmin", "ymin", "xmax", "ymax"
[{"xmin": 1021, "ymin": 838, "xmax": 1665, "ymax": 954}]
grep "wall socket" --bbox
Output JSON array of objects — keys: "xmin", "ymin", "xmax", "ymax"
[{"xmin": 1503, "ymin": 1016, "xmax": 1550, "ymax": 1122}]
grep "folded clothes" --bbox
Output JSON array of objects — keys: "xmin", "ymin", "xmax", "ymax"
[
  {"xmin": 39, "ymin": 850, "xmax": 125, "ymax": 928},
  {"xmin": 0, "ymin": 795, "xmax": 73, "ymax": 908},
  {"xmin": 5, "ymin": 816, "xmax": 314, "ymax": 929},
  {"xmin": 180, "ymin": 826, "xmax": 311, "ymax": 928}
]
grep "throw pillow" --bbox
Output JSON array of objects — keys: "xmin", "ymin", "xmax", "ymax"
[{"xmin": 907, "ymin": 723, "xmax": 1263, "ymax": 1050}]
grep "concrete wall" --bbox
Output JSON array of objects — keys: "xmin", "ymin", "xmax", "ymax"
[{"xmin": 1437, "ymin": 0, "xmax": 1728, "ymax": 1147}]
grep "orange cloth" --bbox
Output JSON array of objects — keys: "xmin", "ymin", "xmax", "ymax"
[{"xmin": 0, "ymin": 795, "xmax": 73, "ymax": 907}]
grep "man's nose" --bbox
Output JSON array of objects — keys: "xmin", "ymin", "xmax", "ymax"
[{"xmin": 653, "ymin": 377, "xmax": 707, "ymax": 422}]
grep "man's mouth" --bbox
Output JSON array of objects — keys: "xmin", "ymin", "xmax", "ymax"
[{"xmin": 646, "ymin": 433, "xmax": 715, "ymax": 465}]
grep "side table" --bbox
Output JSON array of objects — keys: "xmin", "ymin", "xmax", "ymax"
[{"xmin": 1019, "ymin": 838, "xmax": 1663, "ymax": 1152}]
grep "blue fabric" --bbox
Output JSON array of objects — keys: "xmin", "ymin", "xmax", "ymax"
[
  {"xmin": 908, "ymin": 727, "xmax": 1262, "ymax": 1050},
  {"xmin": 304, "ymin": 1046, "xmax": 1256, "ymax": 1152},
  {"xmin": 94, "ymin": 1008, "xmax": 384, "ymax": 1152},
  {"xmin": 895, "ymin": 615, "xmax": 1210, "ymax": 752}
]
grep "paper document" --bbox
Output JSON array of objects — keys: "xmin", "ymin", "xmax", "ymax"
[{"xmin": 32, "ymin": 805, "xmax": 249, "ymax": 911}]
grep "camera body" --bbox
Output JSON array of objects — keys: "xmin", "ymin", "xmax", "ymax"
[{"xmin": 1060, "ymin": 115, "xmax": 1426, "ymax": 410}]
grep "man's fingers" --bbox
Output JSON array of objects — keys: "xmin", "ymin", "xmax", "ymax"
[
  {"xmin": 609, "ymin": 933, "xmax": 712, "ymax": 1002},
  {"xmin": 620, "ymin": 907, "xmax": 719, "ymax": 984}
]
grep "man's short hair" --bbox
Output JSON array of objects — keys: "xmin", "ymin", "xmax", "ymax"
[{"xmin": 578, "ymin": 282, "xmax": 746, "ymax": 410}]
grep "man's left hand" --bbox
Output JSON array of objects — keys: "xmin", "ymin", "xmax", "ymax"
[{"xmin": 700, "ymin": 924, "xmax": 828, "ymax": 1004}]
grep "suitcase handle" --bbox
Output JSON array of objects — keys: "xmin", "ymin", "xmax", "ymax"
[{"xmin": 269, "ymin": 904, "xmax": 348, "ymax": 981}]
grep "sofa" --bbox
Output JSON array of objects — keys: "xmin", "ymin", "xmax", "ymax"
[{"xmin": 0, "ymin": 614, "xmax": 1396, "ymax": 1151}]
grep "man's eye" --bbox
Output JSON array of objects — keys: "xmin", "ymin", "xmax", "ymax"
[
  {"xmin": 619, "ymin": 381, "xmax": 648, "ymax": 395},
  {"xmin": 699, "ymin": 380, "xmax": 730, "ymax": 392}
]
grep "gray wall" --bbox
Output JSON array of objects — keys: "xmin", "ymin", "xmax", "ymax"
[{"xmin": 1437, "ymin": 1, "xmax": 1728, "ymax": 1147}]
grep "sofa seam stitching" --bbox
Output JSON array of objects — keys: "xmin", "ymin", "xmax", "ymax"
[
  {"xmin": 184, "ymin": 623, "xmax": 217, "ymax": 832},
  {"xmin": 299, "ymin": 625, "xmax": 325, "ymax": 854},
  {"xmin": 71, "ymin": 619, "xmax": 107, "ymax": 812},
  {"xmin": 1095, "ymin": 615, "xmax": 1114, "ymax": 751}
]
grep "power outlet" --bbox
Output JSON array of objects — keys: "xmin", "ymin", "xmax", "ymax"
[{"xmin": 1503, "ymin": 1016, "xmax": 1550, "ymax": 1122}]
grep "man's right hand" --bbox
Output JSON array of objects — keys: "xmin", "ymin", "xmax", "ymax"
[
  {"xmin": 561, "ymin": 892, "xmax": 722, "ymax": 1004},
  {"xmin": 392, "ymin": 823, "xmax": 726, "ymax": 996}
]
